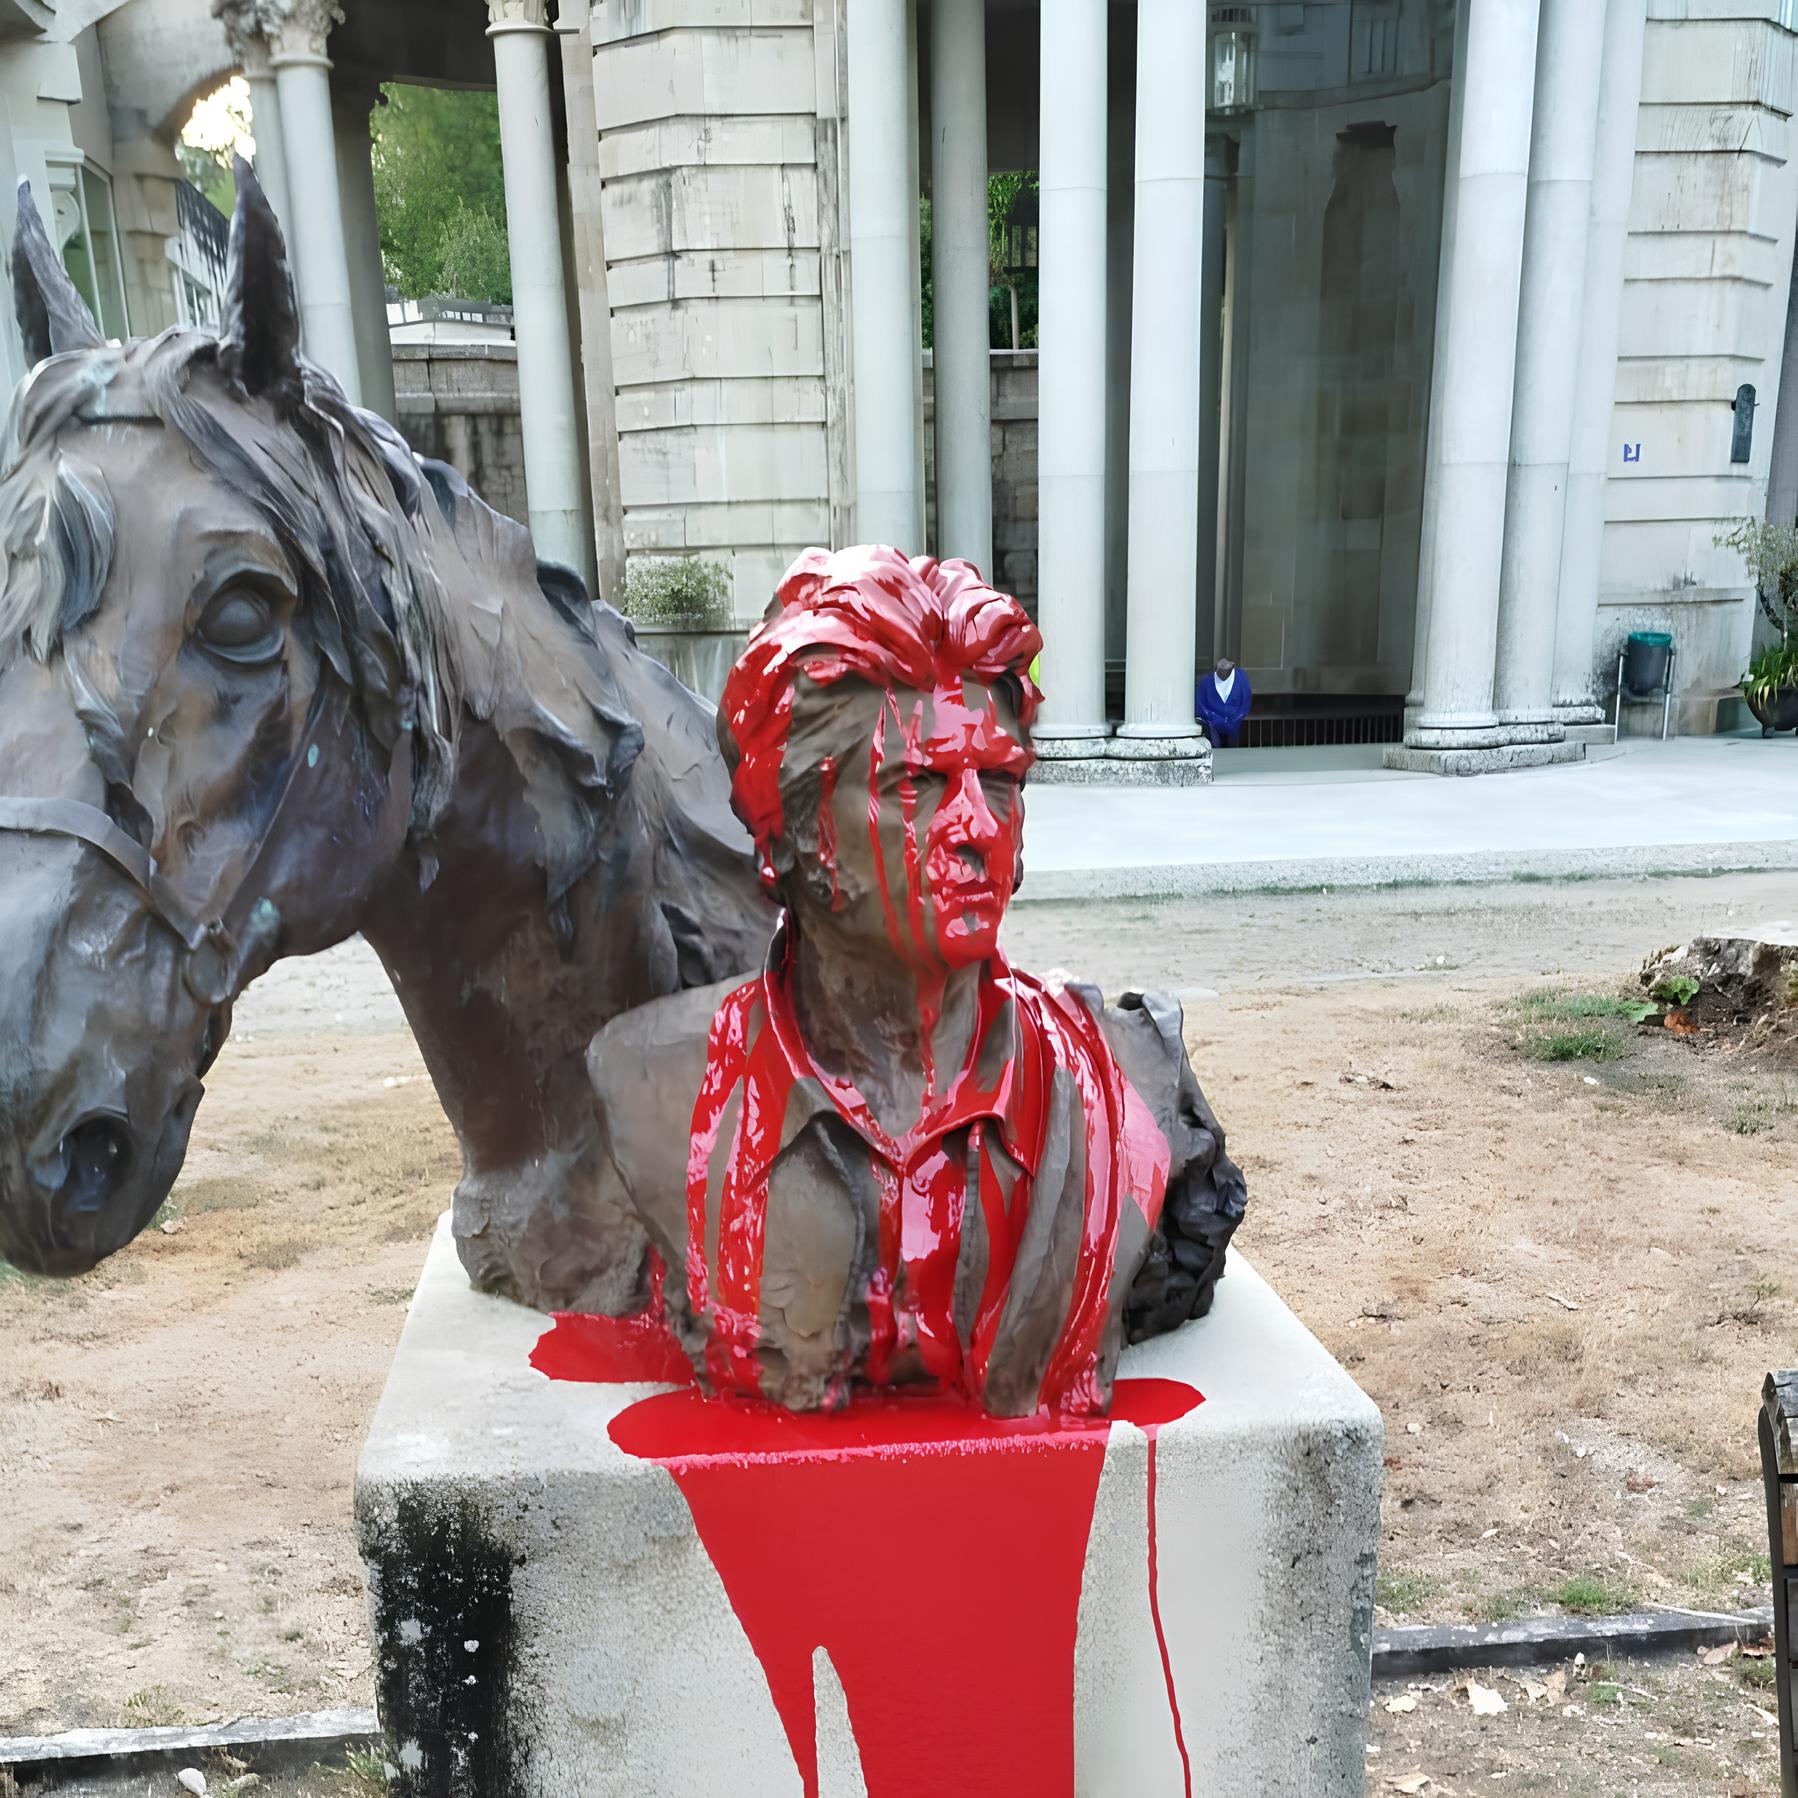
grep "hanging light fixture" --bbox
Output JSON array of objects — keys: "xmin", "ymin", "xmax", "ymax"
[{"xmin": 1211, "ymin": 6, "xmax": 1258, "ymax": 114}]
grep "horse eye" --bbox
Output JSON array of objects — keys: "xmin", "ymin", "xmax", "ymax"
[{"xmin": 196, "ymin": 592, "xmax": 282, "ymax": 666}]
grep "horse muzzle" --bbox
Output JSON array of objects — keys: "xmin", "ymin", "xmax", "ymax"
[{"xmin": 0, "ymin": 1078, "xmax": 202, "ymax": 1275}]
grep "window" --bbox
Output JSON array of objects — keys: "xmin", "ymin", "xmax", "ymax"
[{"xmin": 46, "ymin": 158, "xmax": 129, "ymax": 341}]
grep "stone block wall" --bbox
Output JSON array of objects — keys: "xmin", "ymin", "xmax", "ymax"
[
  {"xmin": 1607, "ymin": 6, "xmax": 1798, "ymax": 726},
  {"xmin": 392, "ymin": 344, "xmax": 531, "ymax": 532},
  {"xmin": 585, "ymin": 0, "xmax": 852, "ymax": 624}
]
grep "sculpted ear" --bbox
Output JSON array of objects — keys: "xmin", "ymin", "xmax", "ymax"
[
  {"xmin": 218, "ymin": 154, "xmax": 302, "ymax": 402},
  {"xmin": 12, "ymin": 178, "xmax": 104, "ymax": 363}
]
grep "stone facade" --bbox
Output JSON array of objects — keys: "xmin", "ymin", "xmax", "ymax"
[
  {"xmin": 585, "ymin": 0, "xmax": 851, "ymax": 625},
  {"xmin": 392, "ymin": 344, "xmax": 531, "ymax": 534},
  {"xmin": 1600, "ymin": 6, "xmax": 1798, "ymax": 732}
]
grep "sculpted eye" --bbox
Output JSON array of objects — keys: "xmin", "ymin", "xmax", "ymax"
[{"xmin": 195, "ymin": 591, "xmax": 282, "ymax": 666}]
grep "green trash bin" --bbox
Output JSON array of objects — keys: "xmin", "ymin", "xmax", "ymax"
[{"xmin": 1622, "ymin": 630, "xmax": 1673, "ymax": 698}]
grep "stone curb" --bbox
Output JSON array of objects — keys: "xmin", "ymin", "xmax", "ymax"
[
  {"xmin": 0, "ymin": 1607, "xmax": 1772, "ymax": 1769},
  {"xmin": 0, "ymin": 1708, "xmax": 379, "ymax": 1773},
  {"xmin": 1014, "ymin": 840, "xmax": 1798, "ymax": 904},
  {"xmin": 1373, "ymin": 1605, "xmax": 1775, "ymax": 1679}
]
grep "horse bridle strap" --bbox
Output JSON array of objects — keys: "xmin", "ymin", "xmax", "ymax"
[
  {"xmin": 0, "ymin": 796, "xmax": 221, "ymax": 956},
  {"xmin": 0, "ymin": 682, "xmax": 347, "ymax": 1007}
]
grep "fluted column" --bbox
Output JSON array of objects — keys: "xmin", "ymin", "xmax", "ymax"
[
  {"xmin": 488, "ymin": 0, "xmax": 592, "ymax": 579},
  {"xmin": 1388, "ymin": 0, "xmax": 1541, "ymax": 767},
  {"xmin": 1033, "ymin": 0, "xmax": 1110, "ymax": 746},
  {"xmin": 1118, "ymin": 0, "xmax": 1206, "ymax": 751},
  {"xmin": 266, "ymin": 0, "xmax": 362, "ymax": 403},
  {"xmin": 847, "ymin": 0, "xmax": 923, "ymax": 548},
  {"xmin": 929, "ymin": 0, "xmax": 991, "ymax": 574},
  {"xmin": 1492, "ymin": 0, "xmax": 1607, "ymax": 735},
  {"xmin": 1552, "ymin": 0, "xmax": 1649, "ymax": 720}
]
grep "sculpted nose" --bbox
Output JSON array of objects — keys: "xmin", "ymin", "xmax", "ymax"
[{"xmin": 34, "ymin": 1113, "xmax": 136, "ymax": 1220}]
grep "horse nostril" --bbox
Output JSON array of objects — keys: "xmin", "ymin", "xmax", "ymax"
[{"xmin": 58, "ymin": 1116, "xmax": 133, "ymax": 1217}]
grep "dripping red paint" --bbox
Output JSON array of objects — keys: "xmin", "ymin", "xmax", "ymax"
[{"xmin": 534, "ymin": 1313, "xmax": 1201, "ymax": 1798}]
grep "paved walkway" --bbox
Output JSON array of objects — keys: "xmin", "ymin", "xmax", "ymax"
[{"xmin": 1020, "ymin": 735, "xmax": 1798, "ymax": 899}]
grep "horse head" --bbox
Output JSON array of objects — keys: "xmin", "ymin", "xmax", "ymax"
[{"xmin": 0, "ymin": 161, "xmax": 767, "ymax": 1290}]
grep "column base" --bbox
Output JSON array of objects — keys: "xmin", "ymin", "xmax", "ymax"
[
  {"xmin": 1031, "ymin": 752, "xmax": 1213, "ymax": 787},
  {"xmin": 1552, "ymin": 700, "xmax": 1607, "ymax": 727},
  {"xmin": 1384, "ymin": 739, "xmax": 1586, "ymax": 777},
  {"xmin": 1034, "ymin": 726, "xmax": 1115, "ymax": 760},
  {"xmin": 1561, "ymin": 722, "xmax": 1617, "ymax": 747},
  {"xmin": 1108, "ymin": 732, "xmax": 1207, "ymax": 760}
]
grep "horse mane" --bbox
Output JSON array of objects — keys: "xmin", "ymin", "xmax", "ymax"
[{"xmin": 0, "ymin": 329, "xmax": 640, "ymax": 899}]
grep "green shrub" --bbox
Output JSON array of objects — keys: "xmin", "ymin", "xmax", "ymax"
[{"xmin": 622, "ymin": 556, "xmax": 734, "ymax": 629}]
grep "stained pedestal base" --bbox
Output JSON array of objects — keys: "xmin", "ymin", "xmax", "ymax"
[{"xmin": 356, "ymin": 1217, "xmax": 1382, "ymax": 1797}]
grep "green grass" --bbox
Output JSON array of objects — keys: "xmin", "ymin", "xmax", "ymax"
[
  {"xmin": 1375, "ymin": 1569, "xmax": 1437, "ymax": 1613},
  {"xmin": 1738, "ymin": 1656, "xmax": 1779, "ymax": 1690},
  {"xmin": 1554, "ymin": 1574, "xmax": 1638, "ymax": 1615},
  {"xmin": 1463, "ymin": 1588, "xmax": 1534, "ymax": 1624},
  {"xmin": 1522, "ymin": 1025, "xmax": 1633, "ymax": 1063},
  {"xmin": 1506, "ymin": 988, "xmax": 1655, "ymax": 1063},
  {"xmin": 119, "ymin": 1686, "xmax": 185, "ymax": 1727},
  {"xmin": 0, "ymin": 1257, "xmax": 52, "ymax": 1293},
  {"xmin": 1516, "ymin": 989, "xmax": 1651, "ymax": 1022},
  {"xmin": 311, "ymin": 1748, "xmax": 390, "ymax": 1795}
]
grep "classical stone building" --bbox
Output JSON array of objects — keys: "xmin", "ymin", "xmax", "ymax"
[{"xmin": 12, "ymin": 0, "xmax": 1798, "ymax": 773}]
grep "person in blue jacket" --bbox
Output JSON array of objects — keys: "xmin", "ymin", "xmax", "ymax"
[{"xmin": 1195, "ymin": 656, "xmax": 1251, "ymax": 746}]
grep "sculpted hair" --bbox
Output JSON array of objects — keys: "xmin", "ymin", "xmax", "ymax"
[{"xmin": 717, "ymin": 545, "xmax": 1043, "ymax": 861}]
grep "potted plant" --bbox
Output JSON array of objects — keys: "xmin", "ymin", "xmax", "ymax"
[
  {"xmin": 1715, "ymin": 518, "xmax": 1798, "ymax": 733},
  {"xmin": 622, "ymin": 555, "xmax": 743, "ymax": 705}
]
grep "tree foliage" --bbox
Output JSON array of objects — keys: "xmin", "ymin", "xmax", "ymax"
[
  {"xmin": 919, "ymin": 172, "xmax": 1039, "ymax": 351},
  {"xmin": 372, "ymin": 84, "xmax": 510, "ymax": 303}
]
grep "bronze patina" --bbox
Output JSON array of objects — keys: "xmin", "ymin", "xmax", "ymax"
[{"xmin": 0, "ymin": 163, "xmax": 769, "ymax": 1309}]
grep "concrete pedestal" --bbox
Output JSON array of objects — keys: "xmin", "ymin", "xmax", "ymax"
[{"xmin": 357, "ymin": 1218, "xmax": 1381, "ymax": 1797}]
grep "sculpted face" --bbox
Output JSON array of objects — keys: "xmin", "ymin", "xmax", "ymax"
[
  {"xmin": 0, "ymin": 368, "xmax": 410, "ymax": 1277},
  {"xmin": 780, "ymin": 670, "xmax": 1029, "ymax": 970}
]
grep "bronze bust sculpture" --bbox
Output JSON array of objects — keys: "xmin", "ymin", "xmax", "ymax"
[{"xmin": 591, "ymin": 548, "xmax": 1246, "ymax": 1418}]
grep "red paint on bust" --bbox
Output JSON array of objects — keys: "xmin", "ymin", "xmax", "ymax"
[
  {"xmin": 596, "ymin": 1373, "xmax": 1201, "ymax": 1798},
  {"xmin": 678, "ymin": 930, "xmax": 1171, "ymax": 1419}
]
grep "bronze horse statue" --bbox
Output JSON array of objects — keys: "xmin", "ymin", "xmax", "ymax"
[{"xmin": 0, "ymin": 161, "xmax": 768, "ymax": 1311}]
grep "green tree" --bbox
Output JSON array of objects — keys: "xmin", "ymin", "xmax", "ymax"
[
  {"xmin": 371, "ymin": 84, "xmax": 510, "ymax": 302},
  {"xmin": 918, "ymin": 172, "xmax": 1039, "ymax": 351}
]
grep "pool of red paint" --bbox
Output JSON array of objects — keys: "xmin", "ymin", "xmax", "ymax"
[{"xmin": 533, "ymin": 1313, "xmax": 1200, "ymax": 1798}]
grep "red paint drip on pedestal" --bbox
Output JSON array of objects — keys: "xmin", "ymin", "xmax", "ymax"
[{"xmin": 534, "ymin": 1313, "xmax": 1198, "ymax": 1798}]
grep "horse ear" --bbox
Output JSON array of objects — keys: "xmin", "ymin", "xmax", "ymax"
[
  {"xmin": 218, "ymin": 154, "xmax": 302, "ymax": 403},
  {"xmin": 12, "ymin": 179, "xmax": 104, "ymax": 364}
]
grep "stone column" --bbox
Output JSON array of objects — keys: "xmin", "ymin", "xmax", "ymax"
[
  {"xmin": 1551, "ymin": 0, "xmax": 1649, "ymax": 721},
  {"xmin": 239, "ymin": 35, "xmax": 294, "ymax": 245},
  {"xmin": 333, "ymin": 76, "xmax": 397, "ymax": 423},
  {"xmin": 1118, "ymin": 0, "xmax": 1206, "ymax": 754},
  {"xmin": 556, "ymin": 0, "xmax": 626, "ymax": 602},
  {"xmin": 1492, "ymin": 0, "xmax": 1607, "ymax": 735},
  {"xmin": 1034, "ymin": 0, "xmax": 1110, "ymax": 748},
  {"xmin": 1408, "ymin": 0, "xmax": 1472, "ymax": 716},
  {"xmin": 1198, "ymin": 140, "xmax": 1227, "ymax": 665},
  {"xmin": 847, "ymin": 0, "xmax": 923, "ymax": 549},
  {"xmin": 1387, "ymin": 0, "xmax": 1550, "ymax": 775},
  {"xmin": 929, "ymin": 0, "xmax": 991, "ymax": 574},
  {"xmin": 267, "ymin": 0, "xmax": 363, "ymax": 404},
  {"xmin": 487, "ymin": 0, "xmax": 592, "ymax": 578}
]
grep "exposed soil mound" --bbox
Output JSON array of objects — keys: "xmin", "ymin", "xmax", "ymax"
[{"xmin": 1641, "ymin": 934, "xmax": 1798, "ymax": 1057}]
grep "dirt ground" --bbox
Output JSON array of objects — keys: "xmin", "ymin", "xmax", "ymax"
[{"xmin": 5, "ymin": 870, "xmax": 1798, "ymax": 1795}]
